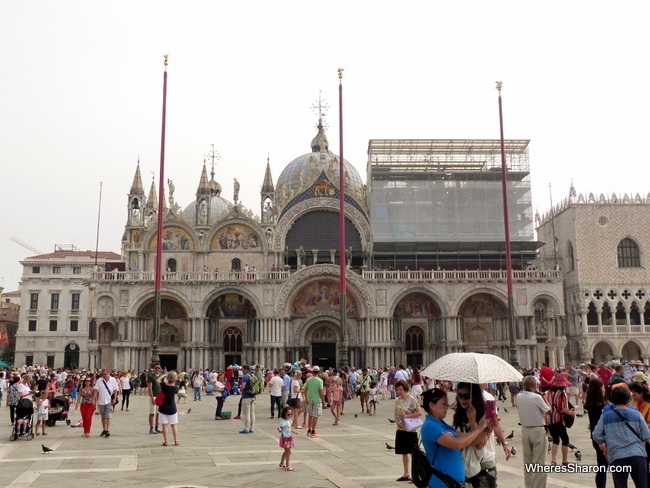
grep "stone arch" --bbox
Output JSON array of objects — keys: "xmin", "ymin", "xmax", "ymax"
[
  {"xmin": 202, "ymin": 287, "xmax": 262, "ymax": 319},
  {"xmin": 592, "ymin": 340, "xmax": 617, "ymax": 363},
  {"xmin": 127, "ymin": 289, "xmax": 193, "ymax": 319},
  {"xmin": 274, "ymin": 199, "xmax": 371, "ymax": 254},
  {"xmin": 527, "ymin": 292, "xmax": 562, "ymax": 317},
  {"xmin": 208, "ymin": 218, "xmax": 267, "ymax": 252},
  {"xmin": 389, "ymin": 287, "xmax": 447, "ymax": 317},
  {"xmin": 294, "ymin": 309, "xmax": 358, "ymax": 348},
  {"xmin": 98, "ymin": 322, "xmax": 115, "ymax": 344},
  {"xmin": 95, "ymin": 294, "xmax": 116, "ymax": 319},
  {"xmin": 452, "ymin": 287, "xmax": 509, "ymax": 317},
  {"xmin": 275, "ymin": 264, "xmax": 374, "ymax": 318},
  {"xmin": 457, "ymin": 292, "xmax": 508, "ymax": 348},
  {"xmin": 63, "ymin": 342, "xmax": 80, "ymax": 370},
  {"xmin": 621, "ymin": 340, "xmax": 645, "ymax": 361},
  {"xmin": 146, "ymin": 224, "xmax": 197, "ymax": 251}
]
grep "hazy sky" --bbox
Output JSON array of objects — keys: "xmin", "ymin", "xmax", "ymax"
[{"xmin": 1, "ymin": 1, "xmax": 648, "ymax": 291}]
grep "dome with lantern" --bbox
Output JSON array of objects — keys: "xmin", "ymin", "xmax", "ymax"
[{"xmin": 276, "ymin": 119, "xmax": 363, "ymax": 197}]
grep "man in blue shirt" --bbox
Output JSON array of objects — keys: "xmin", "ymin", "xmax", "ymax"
[{"xmin": 280, "ymin": 369, "xmax": 292, "ymax": 407}]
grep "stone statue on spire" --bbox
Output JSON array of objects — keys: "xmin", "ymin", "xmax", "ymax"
[{"xmin": 233, "ymin": 178, "xmax": 240, "ymax": 205}]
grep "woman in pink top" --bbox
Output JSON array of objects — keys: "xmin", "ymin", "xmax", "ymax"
[{"xmin": 330, "ymin": 378, "xmax": 343, "ymax": 425}]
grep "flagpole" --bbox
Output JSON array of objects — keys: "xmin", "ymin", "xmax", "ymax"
[
  {"xmin": 338, "ymin": 68, "xmax": 349, "ymax": 369},
  {"xmin": 496, "ymin": 81, "xmax": 519, "ymax": 369},
  {"xmin": 153, "ymin": 55, "xmax": 168, "ymax": 366}
]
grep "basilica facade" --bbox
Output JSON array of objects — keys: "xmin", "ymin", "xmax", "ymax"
[{"xmin": 82, "ymin": 120, "xmax": 565, "ymax": 373}]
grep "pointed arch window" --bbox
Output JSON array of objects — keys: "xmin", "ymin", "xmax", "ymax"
[
  {"xmin": 587, "ymin": 302, "xmax": 598, "ymax": 326},
  {"xmin": 566, "ymin": 241, "xmax": 575, "ymax": 272},
  {"xmin": 405, "ymin": 326, "xmax": 424, "ymax": 352},
  {"xmin": 618, "ymin": 238, "xmax": 641, "ymax": 268},
  {"xmin": 223, "ymin": 327, "xmax": 243, "ymax": 353}
]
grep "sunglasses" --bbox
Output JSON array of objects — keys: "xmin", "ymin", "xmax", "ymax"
[
  {"xmin": 286, "ymin": 413, "xmax": 293, "ymax": 415},
  {"xmin": 456, "ymin": 393, "xmax": 471, "ymax": 400}
]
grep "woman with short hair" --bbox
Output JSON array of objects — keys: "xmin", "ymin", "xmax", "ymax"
[{"xmin": 393, "ymin": 379, "xmax": 422, "ymax": 482}]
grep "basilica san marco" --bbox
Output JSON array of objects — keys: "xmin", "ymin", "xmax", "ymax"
[{"xmin": 86, "ymin": 117, "xmax": 565, "ymax": 372}]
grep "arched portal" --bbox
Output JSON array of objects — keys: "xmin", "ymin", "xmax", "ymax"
[
  {"xmin": 137, "ymin": 297, "xmax": 189, "ymax": 370},
  {"xmin": 64, "ymin": 343, "xmax": 80, "ymax": 370},
  {"xmin": 592, "ymin": 341, "xmax": 614, "ymax": 363},
  {"xmin": 621, "ymin": 341, "xmax": 641, "ymax": 362},
  {"xmin": 458, "ymin": 293, "xmax": 507, "ymax": 353},
  {"xmin": 309, "ymin": 321, "xmax": 338, "ymax": 369}
]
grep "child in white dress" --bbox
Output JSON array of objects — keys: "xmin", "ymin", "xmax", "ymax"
[
  {"xmin": 35, "ymin": 392, "xmax": 49, "ymax": 436},
  {"xmin": 368, "ymin": 382, "xmax": 378, "ymax": 415}
]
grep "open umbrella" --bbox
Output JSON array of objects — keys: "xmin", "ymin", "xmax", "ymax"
[
  {"xmin": 0, "ymin": 360, "xmax": 11, "ymax": 369},
  {"xmin": 421, "ymin": 352, "xmax": 522, "ymax": 384}
]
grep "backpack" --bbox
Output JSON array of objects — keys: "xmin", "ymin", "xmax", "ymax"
[
  {"xmin": 411, "ymin": 442, "xmax": 433, "ymax": 488},
  {"xmin": 247, "ymin": 374, "xmax": 264, "ymax": 395}
]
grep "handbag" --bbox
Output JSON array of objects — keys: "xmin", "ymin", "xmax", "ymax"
[
  {"xmin": 102, "ymin": 379, "xmax": 119, "ymax": 406},
  {"xmin": 563, "ymin": 401, "xmax": 575, "ymax": 428},
  {"xmin": 404, "ymin": 417, "xmax": 424, "ymax": 432},
  {"xmin": 154, "ymin": 391, "xmax": 165, "ymax": 407}
]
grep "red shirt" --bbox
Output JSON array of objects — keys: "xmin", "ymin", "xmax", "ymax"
[
  {"xmin": 539, "ymin": 367, "xmax": 555, "ymax": 388},
  {"xmin": 598, "ymin": 368, "xmax": 613, "ymax": 386}
]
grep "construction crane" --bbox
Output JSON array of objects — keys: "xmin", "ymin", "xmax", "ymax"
[{"xmin": 10, "ymin": 236, "xmax": 43, "ymax": 255}]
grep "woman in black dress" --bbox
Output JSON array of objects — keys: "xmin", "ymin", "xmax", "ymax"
[{"xmin": 583, "ymin": 378, "xmax": 607, "ymax": 488}]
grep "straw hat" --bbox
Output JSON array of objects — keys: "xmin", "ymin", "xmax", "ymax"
[{"xmin": 633, "ymin": 371, "xmax": 648, "ymax": 383}]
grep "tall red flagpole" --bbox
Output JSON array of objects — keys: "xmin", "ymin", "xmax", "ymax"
[
  {"xmin": 153, "ymin": 55, "xmax": 169, "ymax": 365},
  {"xmin": 338, "ymin": 68, "xmax": 349, "ymax": 368},
  {"xmin": 496, "ymin": 81, "xmax": 519, "ymax": 368}
]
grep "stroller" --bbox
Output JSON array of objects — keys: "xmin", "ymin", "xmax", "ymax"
[
  {"xmin": 47, "ymin": 396, "xmax": 70, "ymax": 427},
  {"xmin": 10, "ymin": 398, "xmax": 34, "ymax": 441}
]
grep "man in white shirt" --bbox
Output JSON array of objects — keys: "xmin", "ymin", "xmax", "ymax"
[
  {"xmin": 268, "ymin": 369, "xmax": 284, "ymax": 419},
  {"xmin": 93, "ymin": 369, "xmax": 119, "ymax": 437},
  {"xmin": 517, "ymin": 375, "xmax": 550, "ymax": 488},
  {"xmin": 394, "ymin": 365, "xmax": 409, "ymax": 383}
]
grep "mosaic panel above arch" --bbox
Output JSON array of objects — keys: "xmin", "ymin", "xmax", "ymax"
[
  {"xmin": 207, "ymin": 293, "xmax": 257, "ymax": 318},
  {"xmin": 393, "ymin": 293, "xmax": 441, "ymax": 318},
  {"xmin": 138, "ymin": 298, "xmax": 188, "ymax": 319},
  {"xmin": 148, "ymin": 226, "xmax": 194, "ymax": 251},
  {"xmin": 458, "ymin": 293, "xmax": 507, "ymax": 317},
  {"xmin": 290, "ymin": 278, "xmax": 359, "ymax": 318},
  {"xmin": 211, "ymin": 224, "xmax": 261, "ymax": 250}
]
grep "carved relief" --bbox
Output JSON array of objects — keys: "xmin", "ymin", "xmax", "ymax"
[{"xmin": 376, "ymin": 289, "xmax": 387, "ymax": 306}]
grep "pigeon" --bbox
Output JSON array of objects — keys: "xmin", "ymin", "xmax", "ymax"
[
  {"xmin": 388, "ymin": 418, "xmax": 396, "ymax": 424},
  {"xmin": 42, "ymin": 444, "xmax": 53, "ymax": 454},
  {"xmin": 66, "ymin": 419, "xmax": 71, "ymax": 426},
  {"xmin": 187, "ymin": 408, "xmax": 192, "ymax": 414},
  {"xmin": 575, "ymin": 450, "xmax": 582, "ymax": 461},
  {"xmin": 386, "ymin": 443, "xmax": 395, "ymax": 450},
  {"xmin": 503, "ymin": 407, "xmax": 509, "ymax": 413},
  {"xmin": 354, "ymin": 414, "xmax": 358, "ymax": 418},
  {"xmin": 510, "ymin": 446, "xmax": 516, "ymax": 456},
  {"xmin": 567, "ymin": 442, "xmax": 578, "ymax": 451},
  {"xmin": 575, "ymin": 413, "xmax": 584, "ymax": 418},
  {"xmin": 506, "ymin": 430, "xmax": 514, "ymax": 440}
]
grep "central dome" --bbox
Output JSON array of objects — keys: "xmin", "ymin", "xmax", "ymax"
[
  {"xmin": 276, "ymin": 120, "xmax": 363, "ymax": 196},
  {"xmin": 183, "ymin": 195, "xmax": 232, "ymax": 222}
]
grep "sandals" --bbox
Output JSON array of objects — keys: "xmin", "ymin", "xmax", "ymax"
[
  {"xmin": 174, "ymin": 441, "xmax": 180, "ymax": 446},
  {"xmin": 396, "ymin": 476, "xmax": 411, "ymax": 482},
  {"xmin": 284, "ymin": 466, "xmax": 294, "ymax": 471},
  {"xmin": 162, "ymin": 442, "xmax": 168, "ymax": 446}
]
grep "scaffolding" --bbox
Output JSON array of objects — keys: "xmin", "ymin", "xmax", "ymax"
[{"xmin": 367, "ymin": 139, "xmax": 534, "ymax": 249}]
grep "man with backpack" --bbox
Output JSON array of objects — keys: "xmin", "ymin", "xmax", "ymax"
[{"xmin": 238, "ymin": 365, "xmax": 257, "ymax": 434}]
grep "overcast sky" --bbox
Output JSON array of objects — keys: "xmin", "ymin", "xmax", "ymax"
[{"xmin": 1, "ymin": 1, "xmax": 648, "ymax": 291}]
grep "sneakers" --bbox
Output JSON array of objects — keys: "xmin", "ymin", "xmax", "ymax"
[
  {"xmin": 104, "ymin": 431, "xmax": 111, "ymax": 437},
  {"xmin": 149, "ymin": 428, "xmax": 157, "ymax": 434},
  {"xmin": 155, "ymin": 428, "xmax": 162, "ymax": 434},
  {"xmin": 239, "ymin": 429, "xmax": 250, "ymax": 434},
  {"xmin": 215, "ymin": 417, "xmax": 222, "ymax": 420},
  {"xmin": 100, "ymin": 430, "xmax": 107, "ymax": 437}
]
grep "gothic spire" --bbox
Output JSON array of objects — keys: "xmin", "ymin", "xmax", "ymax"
[
  {"xmin": 197, "ymin": 161, "xmax": 210, "ymax": 195},
  {"xmin": 130, "ymin": 159, "xmax": 144, "ymax": 195},
  {"xmin": 146, "ymin": 176, "xmax": 157, "ymax": 209},
  {"xmin": 261, "ymin": 155, "xmax": 274, "ymax": 194}
]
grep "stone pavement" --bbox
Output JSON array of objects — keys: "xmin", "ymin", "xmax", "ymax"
[{"xmin": 0, "ymin": 392, "xmax": 608, "ymax": 488}]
